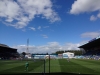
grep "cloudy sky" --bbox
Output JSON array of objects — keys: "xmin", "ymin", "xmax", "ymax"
[{"xmin": 0, "ymin": 0, "xmax": 100, "ymax": 54}]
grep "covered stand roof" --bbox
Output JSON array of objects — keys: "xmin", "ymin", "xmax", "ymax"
[
  {"xmin": 0, "ymin": 43, "xmax": 17, "ymax": 50},
  {"xmin": 78, "ymin": 36, "xmax": 100, "ymax": 49},
  {"xmin": 0, "ymin": 44, "xmax": 9, "ymax": 47}
]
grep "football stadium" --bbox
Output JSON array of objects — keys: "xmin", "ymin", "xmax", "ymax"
[{"xmin": 0, "ymin": 36, "xmax": 100, "ymax": 75}]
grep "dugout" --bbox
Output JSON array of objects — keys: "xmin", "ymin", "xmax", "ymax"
[
  {"xmin": 78, "ymin": 36, "xmax": 100, "ymax": 56},
  {"xmin": 0, "ymin": 44, "xmax": 18, "ymax": 59}
]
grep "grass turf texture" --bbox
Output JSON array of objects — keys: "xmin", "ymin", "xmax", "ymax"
[{"xmin": 0, "ymin": 59, "xmax": 100, "ymax": 74}]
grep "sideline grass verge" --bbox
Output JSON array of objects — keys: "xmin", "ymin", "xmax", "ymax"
[{"xmin": 0, "ymin": 59, "xmax": 100, "ymax": 74}]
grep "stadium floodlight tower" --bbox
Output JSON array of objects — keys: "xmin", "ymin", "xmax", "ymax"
[{"xmin": 26, "ymin": 38, "xmax": 29, "ymax": 54}]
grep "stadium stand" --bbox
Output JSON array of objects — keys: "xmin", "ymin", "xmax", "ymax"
[
  {"xmin": 0, "ymin": 43, "xmax": 18, "ymax": 60},
  {"xmin": 79, "ymin": 37, "xmax": 100, "ymax": 55},
  {"xmin": 78, "ymin": 36, "xmax": 100, "ymax": 59}
]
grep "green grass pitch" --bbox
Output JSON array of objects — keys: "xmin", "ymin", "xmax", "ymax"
[{"xmin": 0, "ymin": 59, "xmax": 100, "ymax": 74}]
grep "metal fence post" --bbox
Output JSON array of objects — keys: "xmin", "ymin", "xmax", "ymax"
[
  {"xmin": 44, "ymin": 59, "xmax": 45, "ymax": 75},
  {"xmin": 49, "ymin": 54, "xmax": 50, "ymax": 74}
]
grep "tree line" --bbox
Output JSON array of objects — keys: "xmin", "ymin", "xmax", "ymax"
[{"xmin": 52, "ymin": 50, "xmax": 84, "ymax": 55}]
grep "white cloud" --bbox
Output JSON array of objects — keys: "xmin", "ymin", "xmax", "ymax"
[
  {"xmin": 41, "ymin": 34, "xmax": 48, "ymax": 38},
  {"xmin": 81, "ymin": 32, "xmax": 100, "ymax": 38},
  {"xmin": 0, "ymin": 0, "xmax": 60, "ymax": 29},
  {"xmin": 37, "ymin": 26, "xmax": 41, "ymax": 30},
  {"xmin": 43, "ymin": 26, "xmax": 49, "ymax": 28},
  {"xmin": 70, "ymin": 0, "xmax": 100, "ymax": 21},
  {"xmin": 12, "ymin": 42, "xmax": 81, "ymax": 54},
  {"xmin": 90, "ymin": 13, "xmax": 100, "ymax": 21},
  {"xmin": 97, "ymin": 13, "xmax": 100, "ymax": 18},
  {"xmin": 90, "ymin": 15, "xmax": 97, "ymax": 21},
  {"xmin": 29, "ymin": 27, "xmax": 36, "ymax": 31},
  {"xmin": 70, "ymin": 0, "xmax": 100, "ymax": 14},
  {"xmin": 64, "ymin": 43, "xmax": 80, "ymax": 50},
  {"xmin": 22, "ymin": 28, "xmax": 26, "ymax": 32}
]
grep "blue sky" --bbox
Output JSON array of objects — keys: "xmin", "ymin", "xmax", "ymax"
[{"xmin": 0, "ymin": 0, "xmax": 100, "ymax": 53}]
